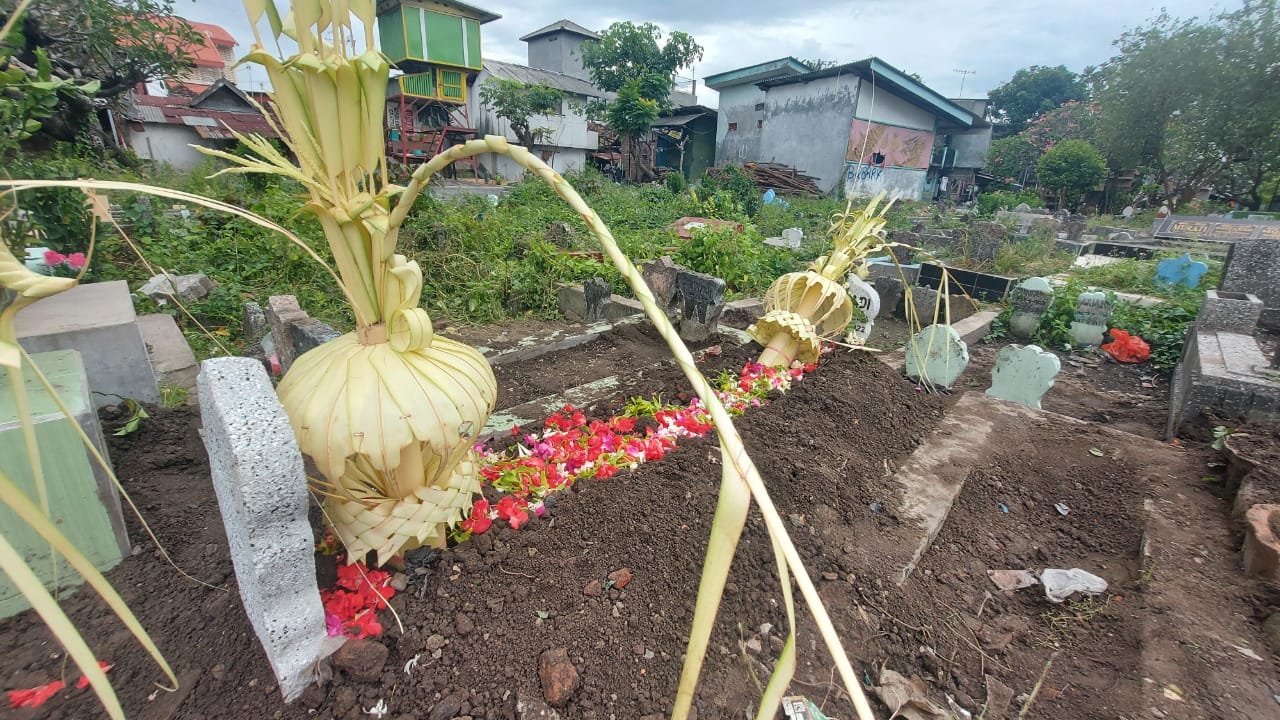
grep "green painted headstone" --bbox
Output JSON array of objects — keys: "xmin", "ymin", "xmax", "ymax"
[
  {"xmin": 1069, "ymin": 291, "xmax": 1113, "ymax": 346},
  {"xmin": 1009, "ymin": 277, "xmax": 1053, "ymax": 339},
  {"xmin": 0, "ymin": 349, "xmax": 128, "ymax": 618},
  {"xmin": 986, "ymin": 344, "xmax": 1061, "ymax": 409},
  {"xmin": 905, "ymin": 324, "xmax": 969, "ymax": 389}
]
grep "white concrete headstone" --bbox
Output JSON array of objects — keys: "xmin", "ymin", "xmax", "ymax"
[
  {"xmin": 781, "ymin": 227, "xmax": 803, "ymax": 248},
  {"xmin": 905, "ymin": 323, "xmax": 969, "ymax": 389},
  {"xmin": 1009, "ymin": 277, "xmax": 1053, "ymax": 339},
  {"xmin": 986, "ymin": 344, "xmax": 1061, "ymax": 409},
  {"xmin": 845, "ymin": 274, "xmax": 881, "ymax": 344},
  {"xmin": 1069, "ymin": 291, "xmax": 1113, "ymax": 347},
  {"xmin": 198, "ymin": 357, "xmax": 343, "ymax": 701}
]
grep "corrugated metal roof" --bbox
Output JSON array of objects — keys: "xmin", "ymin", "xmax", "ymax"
[
  {"xmin": 134, "ymin": 105, "xmax": 167, "ymax": 124},
  {"xmin": 483, "ymin": 60, "xmax": 608, "ymax": 99},
  {"xmin": 652, "ymin": 112, "xmax": 706, "ymax": 127}
]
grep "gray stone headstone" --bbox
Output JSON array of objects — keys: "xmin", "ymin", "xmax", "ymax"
[
  {"xmin": 1009, "ymin": 277, "xmax": 1054, "ymax": 339},
  {"xmin": 544, "ymin": 221, "xmax": 576, "ymax": 248},
  {"xmin": 1013, "ymin": 203, "xmax": 1032, "ymax": 213},
  {"xmin": 1063, "ymin": 215, "xmax": 1087, "ymax": 243},
  {"xmin": 583, "ymin": 278, "xmax": 613, "ymax": 323},
  {"xmin": 873, "ymin": 275, "xmax": 905, "ymax": 319},
  {"xmin": 845, "ymin": 274, "xmax": 881, "ymax": 344},
  {"xmin": 1108, "ymin": 231, "xmax": 1134, "ymax": 243},
  {"xmin": 290, "ymin": 317, "xmax": 342, "ymax": 360},
  {"xmin": 969, "ymin": 221, "xmax": 1009, "ymax": 262},
  {"xmin": 198, "ymin": 357, "xmax": 343, "ymax": 701},
  {"xmin": 244, "ymin": 302, "xmax": 268, "ymax": 341},
  {"xmin": 1070, "ymin": 291, "xmax": 1113, "ymax": 346},
  {"xmin": 641, "ymin": 256, "xmax": 681, "ymax": 321},
  {"xmin": 1220, "ymin": 236, "xmax": 1280, "ymax": 330},
  {"xmin": 266, "ymin": 295, "xmax": 308, "ymax": 373},
  {"xmin": 986, "ymin": 344, "xmax": 1061, "ymax": 409},
  {"xmin": 674, "ymin": 269, "xmax": 726, "ymax": 342},
  {"xmin": 905, "ymin": 324, "xmax": 969, "ymax": 389}
]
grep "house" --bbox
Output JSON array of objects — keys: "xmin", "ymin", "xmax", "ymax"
[
  {"xmin": 123, "ymin": 79, "xmax": 277, "ymax": 170},
  {"xmin": 705, "ymin": 58, "xmax": 981, "ymax": 200},
  {"xmin": 928, "ymin": 98, "xmax": 993, "ymax": 202},
  {"xmin": 144, "ymin": 17, "xmax": 239, "ymax": 95},
  {"xmin": 652, "ymin": 105, "xmax": 718, "ymax": 180}
]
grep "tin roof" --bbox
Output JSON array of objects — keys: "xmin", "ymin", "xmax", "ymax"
[
  {"xmin": 520, "ymin": 19, "xmax": 599, "ymax": 42},
  {"xmin": 128, "ymin": 80, "xmax": 278, "ymax": 138},
  {"xmin": 483, "ymin": 59, "xmax": 609, "ymax": 99}
]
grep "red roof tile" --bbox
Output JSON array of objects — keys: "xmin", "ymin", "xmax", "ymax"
[{"xmin": 131, "ymin": 90, "xmax": 279, "ymax": 138}]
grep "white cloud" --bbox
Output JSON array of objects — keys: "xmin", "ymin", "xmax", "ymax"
[{"xmin": 177, "ymin": 0, "xmax": 1230, "ymax": 99}]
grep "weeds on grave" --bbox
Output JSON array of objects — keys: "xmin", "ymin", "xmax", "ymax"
[
  {"xmin": 111, "ymin": 398, "xmax": 150, "ymax": 436},
  {"xmin": 1211, "ymin": 425, "xmax": 1239, "ymax": 451},
  {"xmin": 1041, "ymin": 595, "xmax": 1113, "ymax": 639}
]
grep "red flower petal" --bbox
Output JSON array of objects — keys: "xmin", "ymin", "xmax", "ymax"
[{"xmin": 9, "ymin": 680, "xmax": 65, "ymax": 708}]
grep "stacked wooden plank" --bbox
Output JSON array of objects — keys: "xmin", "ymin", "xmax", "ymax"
[{"xmin": 708, "ymin": 163, "xmax": 821, "ymax": 195}]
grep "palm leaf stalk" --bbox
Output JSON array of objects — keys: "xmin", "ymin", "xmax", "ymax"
[
  {"xmin": 748, "ymin": 194, "xmax": 894, "ymax": 367},
  {"xmin": 198, "ymin": 2, "xmax": 876, "ymax": 716}
]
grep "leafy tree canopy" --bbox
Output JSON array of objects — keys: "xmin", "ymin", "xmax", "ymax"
[
  {"xmin": 1036, "ymin": 139, "xmax": 1107, "ymax": 209},
  {"xmin": 579, "ymin": 21, "xmax": 703, "ymax": 107},
  {"xmin": 987, "ymin": 65, "xmax": 1085, "ymax": 135},
  {"xmin": 984, "ymin": 134, "xmax": 1039, "ymax": 187},
  {"xmin": 478, "ymin": 78, "xmax": 566, "ymax": 149}
]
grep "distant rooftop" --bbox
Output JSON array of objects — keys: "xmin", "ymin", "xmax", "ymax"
[
  {"xmin": 703, "ymin": 57, "xmax": 811, "ymax": 91},
  {"xmin": 520, "ymin": 19, "xmax": 599, "ymax": 42},
  {"xmin": 375, "ymin": 0, "xmax": 500, "ymax": 24},
  {"xmin": 484, "ymin": 59, "xmax": 609, "ymax": 99},
  {"xmin": 756, "ymin": 57, "xmax": 974, "ymax": 127}
]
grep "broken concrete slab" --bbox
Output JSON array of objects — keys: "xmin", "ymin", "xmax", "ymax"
[
  {"xmin": 137, "ymin": 272, "xmax": 213, "ymax": 306},
  {"xmin": 556, "ymin": 284, "xmax": 644, "ymax": 324},
  {"xmin": 137, "ymin": 313, "xmax": 198, "ymax": 391}
]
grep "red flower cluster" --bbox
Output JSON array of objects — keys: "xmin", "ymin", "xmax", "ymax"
[
  {"xmin": 464, "ymin": 359, "xmax": 822, "ymax": 536},
  {"xmin": 320, "ymin": 561, "xmax": 395, "ymax": 639}
]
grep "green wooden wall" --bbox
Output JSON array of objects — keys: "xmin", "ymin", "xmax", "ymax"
[{"xmin": 378, "ymin": 4, "xmax": 482, "ymax": 71}]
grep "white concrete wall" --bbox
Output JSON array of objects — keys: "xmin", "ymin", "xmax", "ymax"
[
  {"xmin": 468, "ymin": 70, "xmax": 598, "ymax": 181},
  {"xmin": 755, "ymin": 74, "xmax": 860, "ymax": 194},
  {"xmin": 853, "ymin": 85, "xmax": 935, "ymax": 131},
  {"xmin": 128, "ymin": 124, "xmax": 217, "ymax": 170},
  {"xmin": 844, "ymin": 162, "xmax": 927, "ymax": 201}
]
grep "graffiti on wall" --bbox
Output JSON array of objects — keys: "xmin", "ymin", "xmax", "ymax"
[
  {"xmin": 844, "ymin": 162, "xmax": 926, "ymax": 201},
  {"xmin": 845, "ymin": 118, "xmax": 934, "ymax": 170}
]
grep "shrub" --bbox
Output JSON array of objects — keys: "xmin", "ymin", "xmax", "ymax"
[
  {"xmin": 1036, "ymin": 140, "xmax": 1107, "ymax": 210},
  {"xmin": 975, "ymin": 189, "xmax": 1042, "ymax": 217}
]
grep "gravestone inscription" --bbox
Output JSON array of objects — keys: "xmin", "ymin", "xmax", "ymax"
[
  {"xmin": 1009, "ymin": 277, "xmax": 1054, "ymax": 339},
  {"xmin": 845, "ymin": 274, "xmax": 881, "ymax": 344},
  {"xmin": 1070, "ymin": 291, "xmax": 1113, "ymax": 346}
]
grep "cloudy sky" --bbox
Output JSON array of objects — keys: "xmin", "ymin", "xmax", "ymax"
[{"xmin": 178, "ymin": 0, "xmax": 1227, "ymax": 102}]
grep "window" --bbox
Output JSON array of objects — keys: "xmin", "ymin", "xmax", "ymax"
[
  {"xmin": 754, "ymin": 102, "xmax": 765, "ymax": 111},
  {"xmin": 757, "ymin": 119, "xmax": 763, "ymax": 129},
  {"xmin": 728, "ymin": 122, "xmax": 738, "ymax": 131}
]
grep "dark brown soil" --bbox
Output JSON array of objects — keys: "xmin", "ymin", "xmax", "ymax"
[{"xmin": 4, "ymin": 326, "xmax": 1278, "ymax": 720}]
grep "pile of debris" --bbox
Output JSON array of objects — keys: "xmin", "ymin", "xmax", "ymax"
[{"xmin": 708, "ymin": 162, "xmax": 821, "ymax": 195}]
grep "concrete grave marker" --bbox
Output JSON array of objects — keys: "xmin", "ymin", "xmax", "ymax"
[
  {"xmin": 968, "ymin": 221, "xmax": 1009, "ymax": 262},
  {"xmin": 1155, "ymin": 253, "xmax": 1209, "ymax": 288},
  {"xmin": 640, "ymin": 256, "xmax": 681, "ymax": 321},
  {"xmin": 1009, "ymin": 277, "xmax": 1054, "ymax": 339},
  {"xmin": 15, "ymin": 280, "xmax": 159, "ymax": 408},
  {"xmin": 1220, "ymin": 236, "xmax": 1280, "ymax": 329},
  {"xmin": 137, "ymin": 272, "xmax": 213, "ymax": 306},
  {"xmin": 844, "ymin": 274, "xmax": 881, "ymax": 343},
  {"xmin": 582, "ymin": 278, "xmax": 613, "ymax": 323},
  {"xmin": 1070, "ymin": 291, "xmax": 1113, "ymax": 346},
  {"xmin": 986, "ymin": 344, "xmax": 1061, "ymax": 409},
  {"xmin": 675, "ymin": 269, "xmax": 726, "ymax": 342},
  {"xmin": 905, "ymin": 324, "xmax": 969, "ymax": 389},
  {"xmin": 198, "ymin": 357, "xmax": 343, "ymax": 701},
  {"xmin": 764, "ymin": 227, "xmax": 803, "ymax": 249}
]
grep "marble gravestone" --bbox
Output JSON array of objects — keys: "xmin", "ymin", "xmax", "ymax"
[
  {"xmin": 905, "ymin": 324, "xmax": 969, "ymax": 389},
  {"xmin": 1155, "ymin": 253, "xmax": 1209, "ymax": 289},
  {"xmin": 845, "ymin": 274, "xmax": 881, "ymax": 344},
  {"xmin": 986, "ymin": 344, "xmax": 1061, "ymax": 409},
  {"xmin": 1009, "ymin": 277, "xmax": 1054, "ymax": 339},
  {"xmin": 1070, "ymin": 291, "xmax": 1113, "ymax": 347}
]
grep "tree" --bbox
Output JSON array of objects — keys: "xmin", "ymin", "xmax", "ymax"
[
  {"xmin": 987, "ymin": 65, "xmax": 1085, "ymax": 135},
  {"xmin": 984, "ymin": 135, "xmax": 1039, "ymax": 187},
  {"xmin": 1, "ymin": 0, "xmax": 199, "ymax": 141},
  {"xmin": 478, "ymin": 78, "xmax": 566, "ymax": 149},
  {"xmin": 579, "ymin": 21, "xmax": 703, "ymax": 105},
  {"xmin": 1023, "ymin": 100, "xmax": 1099, "ymax": 153},
  {"xmin": 1088, "ymin": 2, "xmax": 1280, "ymax": 205},
  {"xmin": 1036, "ymin": 140, "xmax": 1107, "ymax": 209},
  {"xmin": 579, "ymin": 21, "xmax": 702, "ymax": 179}
]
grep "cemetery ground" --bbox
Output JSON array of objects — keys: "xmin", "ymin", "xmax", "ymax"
[{"xmin": 4, "ymin": 308, "xmax": 1280, "ymax": 719}]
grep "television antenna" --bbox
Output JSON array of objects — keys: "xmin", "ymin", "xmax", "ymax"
[{"xmin": 953, "ymin": 68, "xmax": 975, "ymax": 97}]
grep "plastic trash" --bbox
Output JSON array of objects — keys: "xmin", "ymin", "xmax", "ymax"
[
  {"xmin": 1055, "ymin": 502, "xmax": 1070, "ymax": 516},
  {"xmin": 988, "ymin": 569, "xmax": 1038, "ymax": 592},
  {"xmin": 1040, "ymin": 568, "xmax": 1108, "ymax": 603},
  {"xmin": 782, "ymin": 696, "xmax": 831, "ymax": 719},
  {"xmin": 1102, "ymin": 329, "xmax": 1151, "ymax": 363}
]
